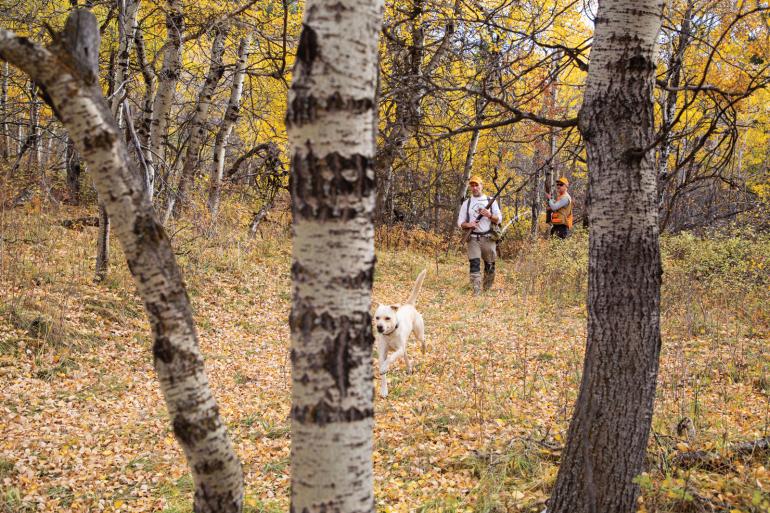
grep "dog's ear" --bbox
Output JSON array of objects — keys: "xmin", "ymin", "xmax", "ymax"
[{"xmin": 390, "ymin": 303, "xmax": 401, "ymax": 311}]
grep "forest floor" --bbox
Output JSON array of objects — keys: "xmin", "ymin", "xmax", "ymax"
[{"xmin": 1, "ymin": 206, "xmax": 769, "ymax": 513}]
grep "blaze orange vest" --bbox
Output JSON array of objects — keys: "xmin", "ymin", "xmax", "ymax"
[{"xmin": 551, "ymin": 192, "xmax": 573, "ymax": 229}]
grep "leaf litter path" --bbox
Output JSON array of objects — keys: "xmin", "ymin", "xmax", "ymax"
[{"xmin": 1, "ymin": 223, "xmax": 768, "ymax": 512}]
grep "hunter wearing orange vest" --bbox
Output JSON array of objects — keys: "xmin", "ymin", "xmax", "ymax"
[{"xmin": 545, "ymin": 176, "xmax": 573, "ymax": 239}]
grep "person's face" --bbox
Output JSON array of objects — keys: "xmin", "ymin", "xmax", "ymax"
[
  {"xmin": 469, "ymin": 182, "xmax": 482, "ymax": 196},
  {"xmin": 556, "ymin": 182, "xmax": 567, "ymax": 193}
]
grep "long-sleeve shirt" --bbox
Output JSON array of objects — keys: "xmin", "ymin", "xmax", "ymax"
[
  {"xmin": 548, "ymin": 193, "xmax": 571, "ymax": 211},
  {"xmin": 457, "ymin": 195, "xmax": 502, "ymax": 233}
]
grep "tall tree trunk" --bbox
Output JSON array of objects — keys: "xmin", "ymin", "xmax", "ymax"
[
  {"xmin": 110, "ymin": 0, "xmax": 140, "ymax": 123},
  {"xmin": 207, "ymin": 33, "xmax": 250, "ymax": 219},
  {"xmin": 28, "ymin": 80, "xmax": 40, "ymax": 171},
  {"xmin": 286, "ymin": 0, "xmax": 383, "ymax": 510},
  {"xmin": 134, "ymin": 25, "xmax": 155, "ymax": 156},
  {"xmin": 95, "ymin": 203, "xmax": 110, "ymax": 281},
  {"xmin": 147, "ymin": 0, "xmax": 183, "ymax": 199},
  {"xmin": 0, "ymin": 62, "xmax": 8, "ymax": 160},
  {"xmin": 163, "ymin": 24, "xmax": 228, "ymax": 223},
  {"xmin": 65, "ymin": 137, "xmax": 82, "ymax": 203},
  {"xmin": 0, "ymin": 11, "xmax": 243, "ymax": 512},
  {"xmin": 549, "ymin": 1, "xmax": 664, "ymax": 512}
]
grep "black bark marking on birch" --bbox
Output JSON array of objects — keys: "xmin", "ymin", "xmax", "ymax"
[
  {"xmin": 153, "ymin": 335, "xmax": 175, "ymax": 364},
  {"xmin": 133, "ymin": 213, "xmax": 165, "ymax": 243},
  {"xmin": 291, "ymin": 150, "xmax": 375, "ymax": 220},
  {"xmin": 82, "ymin": 130, "xmax": 116, "ymax": 151},
  {"xmin": 287, "ymin": 92, "xmax": 374, "ymax": 125},
  {"xmin": 628, "ymin": 55, "xmax": 649, "ymax": 71},
  {"xmin": 291, "ymin": 401, "xmax": 373, "ymax": 426},
  {"xmin": 194, "ymin": 458, "xmax": 225, "ymax": 475},
  {"xmin": 173, "ymin": 409, "xmax": 221, "ymax": 445},
  {"xmin": 331, "ymin": 266, "xmax": 375, "ymax": 289},
  {"xmin": 296, "ymin": 25, "xmax": 319, "ymax": 76}
]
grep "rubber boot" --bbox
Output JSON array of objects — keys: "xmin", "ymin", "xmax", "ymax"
[
  {"xmin": 483, "ymin": 270, "xmax": 495, "ymax": 291},
  {"xmin": 470, "ymin": 272, "xmax": 482, "ymax": 296},
  {"xmin": 483, "ymin": 261, "xmax": 496, "ymax": 291}
]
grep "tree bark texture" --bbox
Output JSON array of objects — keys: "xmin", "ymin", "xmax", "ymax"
[
  {"xmin": 95, "ymin": 202, "xmax": 110, "ymax": 281},
  {"xmin": 0, "ymin": 61, "xmax": 8, "ymax": 159},
  {"xmin": 65, "ymin": 137, "xmax": 82, "ymax": 203},
  {"xmin": 0, "ymin": 11, "xmax": 243, "ymax": 512},
  {"xmin": 208, "ymin": 33, "xmax": 251, "ymax": 219},
  {"xmin": 549, "ymin": 2, "xmax": 664, "ymax": 513},
  {"xmin": 147, "ymin": 0, "xmax": 183, "ymax": 199},
  {"xmin": 286, "ymin": 0, "xmax": 383, "ymax": 510},
  {"xmin": 110, "ymin": 0, "xmax": 140, "ymax": 122},
  {"xmin": 163, "ymin": 23, "xmax": 228, "ymax": 223}
]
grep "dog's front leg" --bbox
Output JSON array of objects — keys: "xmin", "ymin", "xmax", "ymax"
[{"xmin": 376, "ymin": 336, "xmax": 389, "ymax": 398}]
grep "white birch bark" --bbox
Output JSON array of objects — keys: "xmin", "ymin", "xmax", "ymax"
[
  {"xmin": 0, "ymin": 61, "xmax": 8, "ymax": 159},
  {"xmin": 207, "ymin": 33, "xmax": 250, "ymax": 219},
  {"xmin": 549, "ymin": 1, "xmax": 664, "ymax": 512},
  {"xmin": 147, "ymin": 0, "xmax": 183, "ymax": 198},
  {"xmin": 28, "ymin": 80, "xmax": 39, "ymax": 169},
  {"xmin": 110, "ymin": 0, "xmax": 140, "ymax": 122},
  {"xmin": 134, "ymin": 26, "xmax": 155, "ymax": 151},
  {"xmin": 0, "ymin": 11, "xmax": 243, "ymax": 512},
  {"xmin": 286, "ymin": 0, "xmax": 383, "ymax": 510},
  {"xmin": 163, "ymin": 24, "xmax": 228, "ymax": 223}
]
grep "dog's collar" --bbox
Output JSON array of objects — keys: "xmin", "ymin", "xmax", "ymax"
[{"xmin": 383, "ymin": 323, "xmax": 399, "ymax": 336}]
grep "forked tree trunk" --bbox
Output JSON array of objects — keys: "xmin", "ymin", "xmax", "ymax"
[
  {"xmin": 0, "ymin": 11, "xmax": 243, "ymax": 512},
  {"xmin": 548, "ymin": 1, "xmax": 664, "ymax": 512},
  {"xmin": 286, "ymin": 0, "xmax": 383, "ymax": 510},
  {"xmin": 163, "ymin": 24, "xmax": 228, "ymax": 223},
  {"xmin": 208, "ymin": 33, "xmax": 250, "ymax": 219}
]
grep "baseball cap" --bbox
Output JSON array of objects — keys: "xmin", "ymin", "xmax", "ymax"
[{"xmin": 469, "ymin": 175, "xmax": 483, "ymax": 185}]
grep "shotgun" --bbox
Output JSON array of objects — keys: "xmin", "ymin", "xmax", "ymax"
[{"xmin": 460, "ymin": 176, "xmax": 512, "ymax": 244}]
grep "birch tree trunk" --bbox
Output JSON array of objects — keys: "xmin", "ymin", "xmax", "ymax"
[
  {"xmin": 548, "ymin": 1, "xmax": 664, "ymax": 512},
  {"xmin": 134, "ymin": 26, "xmax": 155, "ymax": 155},
  {"xmin": 110, "ymin": 0, "xmax": 140, "ymax": 122},
  {"xmin": 28, "ymin": 80, "xmax": 40, "ymax": 170},
  {"xmin": 207, "ymin": 33, "xmax": 250, "ymax": 219},
  {"xmin": 0, "ymin": 11, "xmax": 243, "ymax": 512},
  {"xmin": 286, "ymin": 0, "xmax": 383, "ymax": 510},
  {"xmin": 65, "ymin": 137, "xmax": 82, "ymax": 203},
  {"xmin": 0, "ymin": 62, "xmax": 8, "ymax": 160},
  {"xmin": 163, "ymin": 24, "xmax": 228, "ymax": 223},
  {"xmin": 147, "ymin": 0, "xmax": 183, "ymax": 199}
]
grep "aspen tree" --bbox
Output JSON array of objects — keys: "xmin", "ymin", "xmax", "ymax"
[
  {"xmin": 549, "ymin": 1, "xmax": 664, "ymax": 512},
  {"xmin": 286, "ymin": 0, "xmax": 383, "ymax": 510},
  {"xmin": 0, "ymin": 10, "xmax": 243, "ymax": 512}
]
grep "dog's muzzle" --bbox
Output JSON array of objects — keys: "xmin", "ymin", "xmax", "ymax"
[{"xmin": 376, "ymin": 325, "xmax": 385, "ymax": 333}]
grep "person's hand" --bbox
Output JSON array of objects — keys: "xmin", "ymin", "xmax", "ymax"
[
  {"xmin": 467, "ymin": 220, "xmax": 479, "ymax": 229},
  {"xmin": 545, "ymin": 193, "xmax": 551, "ymax": 200},
  {"xmin": 479, "ymin": 208, "xmax": 491, "ymax": 218}
]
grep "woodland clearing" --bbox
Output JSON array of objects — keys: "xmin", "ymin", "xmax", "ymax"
[{"xmin": 1, "ymin": 207, "xmax": 769, "ymax": 513}]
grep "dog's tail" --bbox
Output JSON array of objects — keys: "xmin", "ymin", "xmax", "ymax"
[{"xmin": 406, "ymin": 269, "xmax": 427, "ymax": 305}]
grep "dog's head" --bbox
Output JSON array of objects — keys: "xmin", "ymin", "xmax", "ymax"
[{"xmin": 373, "ymin": 303, "xmax": 400, "ymax": 334}]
